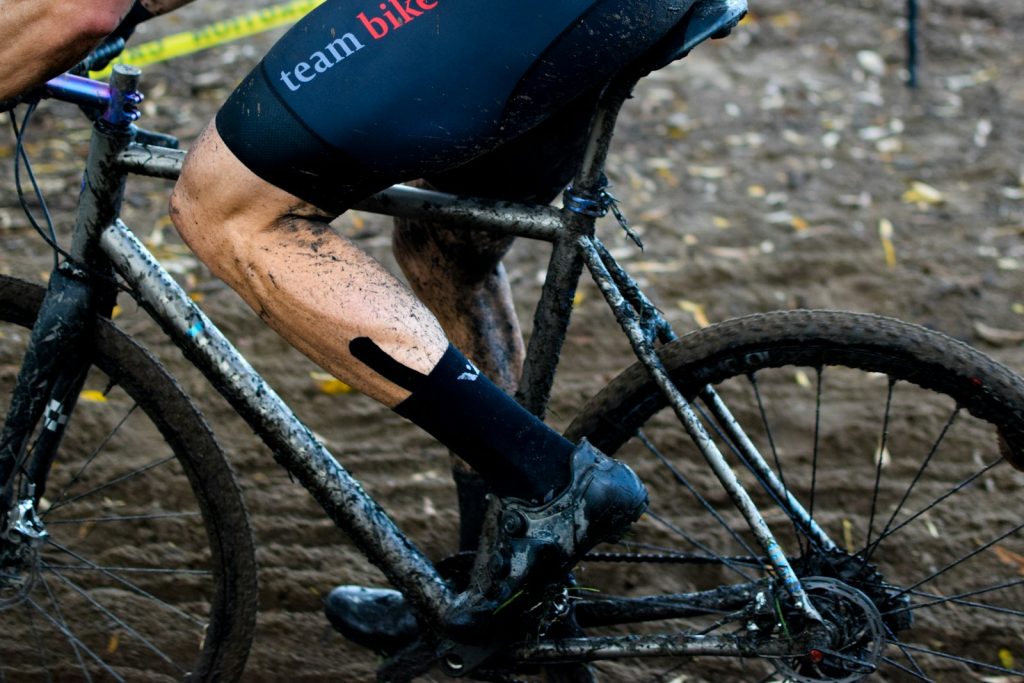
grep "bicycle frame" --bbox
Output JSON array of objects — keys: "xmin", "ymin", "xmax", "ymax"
[{"xmin": 4, "ymin": 15, "xmax": 850, "ymax": 671}]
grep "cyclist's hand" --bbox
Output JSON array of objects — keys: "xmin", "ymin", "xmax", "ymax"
[
  {"xmin": 109, "ymin": 0, "xmax": 155, "ymax": 44},
  {"xmin": 0, "ymin": 87, "xmax": 42, "ymax": 113},
  {"xmin": 81, "ymin": 36, "xmax": 128, "ymax": 73},
  {"xmin": 85, "ymin": 1, "xmax": 156, "ymax": 72}
]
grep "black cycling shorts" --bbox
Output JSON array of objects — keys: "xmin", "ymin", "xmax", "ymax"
[{"xmin": 217, "ymin": 0, "xmax": 697, "ymax": 213}]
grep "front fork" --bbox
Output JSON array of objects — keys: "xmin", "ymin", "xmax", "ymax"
[
  {"xmin": 0, "ymin": 266, "xmax": 109, "ymax": 556},
  {"xmin": 1, "ymin": 67, "xmax": 137, "ymax": 552}
]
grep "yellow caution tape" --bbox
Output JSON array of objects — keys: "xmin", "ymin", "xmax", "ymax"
[{"xmin": 90, "ymin": 0, "xmax": 325, "ymax": 79}]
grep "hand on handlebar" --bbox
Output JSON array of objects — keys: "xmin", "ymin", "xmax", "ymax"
[{"xmin": 82, "ymin": 0, "xmax": 156, "ymax": 72}]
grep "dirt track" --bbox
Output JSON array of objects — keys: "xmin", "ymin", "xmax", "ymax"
[{"xmin": 2, "ymin": 0, "xmax": 1024, "ymax": 681}]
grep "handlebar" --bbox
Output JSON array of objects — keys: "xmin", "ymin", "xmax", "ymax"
[{"xmin": 9, "ymin": 68, "xmax": 178, "ymax": 149}]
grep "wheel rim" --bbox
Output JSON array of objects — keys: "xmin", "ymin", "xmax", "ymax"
[
  {"xmin": 573, "ymin": 343, "xmax": 1024, "ymax": 682},
  {"xmin": 0, "ymin": 321, "xmax": 236, "ymax": 681}
]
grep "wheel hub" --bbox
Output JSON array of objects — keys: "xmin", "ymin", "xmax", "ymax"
[
  {"xmin": 775, "ymin": 577, "xmax": 886, "ymax": 683},
  {"xmin": 0, "ymin": 495, "xmax": 46, "ymax": 608},
  {"xmin": 797, "ymin": 549, "xmax": 913, "ymax": 635}
]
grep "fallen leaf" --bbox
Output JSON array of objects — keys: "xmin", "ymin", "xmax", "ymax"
[
  {"xmin": 631, "ymin": 260, "xmax": 682, "ymax": 274},
  {"xmin": 842, "ymin": 518, "xmax": 855, "ymax": 554},
  {"xmin": 973, "ymin": 322, "xmax": 1024, "ymax": 347},
  {"xmin": 903, "ymin": 181, "xmax": 945, "ymax": 206},
  {"xmin": 879, "ymin": 219, "xmax": 896, "ymax": 269},
  {"xmin": 309, "ymin": 371, "xmax": 354, "ymax": 395},
  {"xmin": 857, "ymin": 50, "xmax": 887, "ymax": 77},
  {"xmin": 874, "ymin": 443, "xmax": 891, "ymax": 469},
  {"xmin": 706, "ymin": 246, "xmax": 756, "ymax": 262},
  {"xmin": 677, "ymin": 300, "xmax": 710, "ymax": 328},
  {"xmin": 79, "ymin": 390, "xmax": 108, "ymax": 403},
  {"xmin": 768, "ymin": 10, "xmax": 801, "ymax": 28},
  {"xmin": 993, "ymin": 546, "xmax": 1024, "ymax": 576},
  {"xmin": 688, "ymin": 163, "xmax": 729, "ymax": 178}
]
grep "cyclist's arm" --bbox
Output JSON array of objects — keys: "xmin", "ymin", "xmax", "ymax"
[{"xmin": 0, "ymin": 0, "xmax": 198, "ymax": 102}]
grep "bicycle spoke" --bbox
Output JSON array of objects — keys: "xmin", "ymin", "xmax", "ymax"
[
  {"xmin": 808, "ymin": 366, "xmax": 823, "ymax": 535},
  {"xmin": 45, "ymin": 454, "xmax": 175, "ymax": 514},
  {"xmin": 863, "ymin": 405, "xmax": 959, "ymax": 566},
  {"xmin": 862, "ymin": 457, "xmax": 1003, "ymax": 554},
  {"xmin": 893, "ymin": 583, "xmax": 1024, "ymax": 618},
  {"xmin": 36, "ymin": 574, "xmax": 96, "ymax": 682},
  {"xmin": 864, "ymin": 377, "xmax": 895, "ymax": 552},
  {"xmin": 44, "ymin": 539, "xmax": 204, "ymax": 627},
  {"xmin": 26, "ymin": 594, "xmax": 123, "ymax": 682},
  {"xmin": 889, "ymin": 640, "xmax": 1024, "ymax": 676},
  {"xmin": 879, "ymin": 655, "xmax": 930, "ymax": 680},
  {"xmin": 26, "ymin": 601, "xmax": 56, "ymax": 683},
  {"xmin": 46, "ymin": 511, "xmax": 201, "ymax": 524},
  {"xmin": 43, "ymin": 563, "xmax": 212, "ymax": 576},
  {"xmin": 695, "ymin": 398, "xmax": 824, "ymax": 556},
  {"xmin": 45, "ymin": 403, "xmax": 138, "ymax": 514},
  {"xmin": 644, "ymin": 510, "xmax": 759, "ymax": 581},
  {"xmin": 890, "ymin": 519, "xmax": 1024, "ymax": 600},
  {"xmin": 881, "ymin": 622, "xmax": 928, "ymax": 681},
  {"xmin": 747, "ymin": 372, "xmax": 804, "ymax": 551},
  {"xmin": 637, "ymin": 430, "xmax": 761, "ymax": 580},
  {"xmin": 48, "ymin": 569, "xmax": 183, "ymax": 671}
]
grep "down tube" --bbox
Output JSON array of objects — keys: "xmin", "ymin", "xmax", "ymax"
[{"xmin": 98, "ymin": 219, "xmax": 454, "ymax": 627}]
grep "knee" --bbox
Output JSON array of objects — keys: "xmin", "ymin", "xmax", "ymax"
[
  {"xmin": 169, "ymin": 148, "xmax": 220, "ymax": 261},
  {"xmin": 169, "ymin": 124, "xmax": 258, "ymax": 266}
]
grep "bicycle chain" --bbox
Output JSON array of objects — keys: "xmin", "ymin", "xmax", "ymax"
[{"xmin": 583, "ymin": 550, "xmax": 758, "ymax": 565}]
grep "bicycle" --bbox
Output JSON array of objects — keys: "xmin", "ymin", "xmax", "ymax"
[{"xmin": 2, "ymin": 0, "xmax": 1024, "ymax": 680}]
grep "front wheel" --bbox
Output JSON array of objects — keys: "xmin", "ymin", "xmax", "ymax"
[
  {"xmin": 567, "ymin": 310, "xmax": 1024, "ymax": 682},
  {"xmin": 0, "ymin": 275, "xmax": 258, "ymax": 681}
]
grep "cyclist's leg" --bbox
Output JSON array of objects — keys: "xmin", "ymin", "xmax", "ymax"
[
  {"xmin": 171, "ymin": 126, "xmax": 448, "ymax": 409},
  {"xmin": 172, "ymin": 122, "xmax": 580, "ymax": 498},
  {"xmin": 391, "ymin": 91, "xmax": 599, "ymax": 551},
  {"xmin": 393, "ymin": 216, "xmax": 519, "ymax": 551},
  {"xmin": 172, "ymin": 0, "xmax": 699, "ymax": 640}
]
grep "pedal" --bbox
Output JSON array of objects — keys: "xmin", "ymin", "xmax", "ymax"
[{"xmin": 440, "ymin": 583, "xmax": 577, "ymax": 678}]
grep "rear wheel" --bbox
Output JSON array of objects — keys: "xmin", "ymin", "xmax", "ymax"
[
  {"xmin": 567, "ymin": 310, "xmax": 1024, "ymax": 682},
  {"xmin": 0, "ymin": 275, "xmax": 258, "ymax": 681}
]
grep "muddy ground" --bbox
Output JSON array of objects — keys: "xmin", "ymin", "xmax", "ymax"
[{"xmin": 2, "ymin": 0, "xmax": 1023, "ymax": 680}]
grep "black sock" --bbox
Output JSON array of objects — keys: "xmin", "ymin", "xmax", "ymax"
[{"xmin": 350, "ymin": 339, "xmax": 573, "ymax": 503}]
